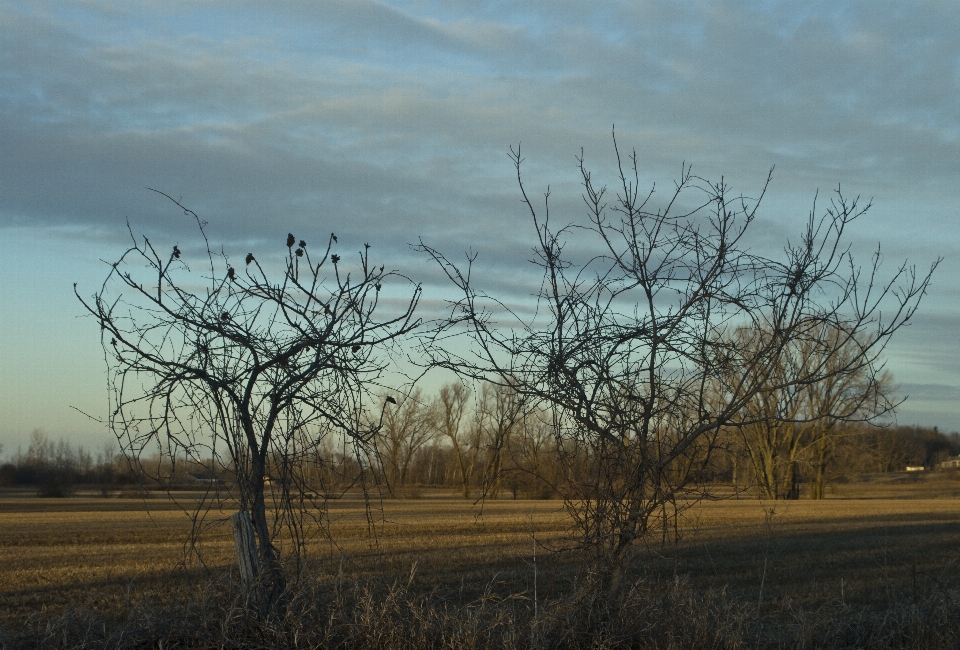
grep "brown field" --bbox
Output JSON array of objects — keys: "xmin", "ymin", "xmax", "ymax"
[
  {"xmin": 3, "ymin": 476, "xmax": 960, "ymax": 647},
  {"xmin": 0, "ymin": 491, "xmax": 572, "ymax": 626}
]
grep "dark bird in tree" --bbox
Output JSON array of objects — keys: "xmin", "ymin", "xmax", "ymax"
[
  {"xmin": 386, "ymin": 396, "xmax": 397, "ymax": 405},
  {"xmin": 172, "ymin": 246, "xmax": 180, "ymax": 259},
  {"xmin": 245, "ymin": 253, "xmax": 255, "ymax": 265},
  {"xmin": 227, "ymin": 267, "xmax": 235, "ymax": 280},
  {"xmin": 286, "ymin": 233, "xmax": 295, "ymax": 248},
  {"xmin": 351, "ymin": 344, "xmax": 361, "ymax": 353}
]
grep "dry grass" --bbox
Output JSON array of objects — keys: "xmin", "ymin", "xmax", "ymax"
[{"xmin": 2, "ymin": 484, "xmax": 960, "ymax": 648}]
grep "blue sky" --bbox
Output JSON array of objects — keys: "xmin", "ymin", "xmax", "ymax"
[{"xmin": 1, "ymin": 1, "xmax": 958, "ymax": 452}]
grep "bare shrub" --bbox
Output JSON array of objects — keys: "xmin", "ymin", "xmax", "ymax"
[
  {"xmin": 76, "ymin": 193, "xmax": 421, "ymax": 611},
  {"xmin": 420, "ymin": 132, "xmax": 938, "ymax": 597}
]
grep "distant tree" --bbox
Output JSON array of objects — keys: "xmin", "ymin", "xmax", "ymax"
[
  {"xmin": 0, "ymin": 463, "xmax": 16, "ymax": 487},
  {"xmin": 915, "ymin": 426, "xmax": 960, "ymax": 468},
  {"xmin": 21, "ymin": 429, "xmax": 75, "ymax": 496},
  {"xmin": 433, "ymin": 383, "xmax": 480, "ymax": 498},
  {"xmin": 867, "ymin": 426, "xmax": 924, "ymax": 472},
  {"xmin": 731, "ymin": 334, "xmax": 806, "ymax": 500},
  {"xmin": 507, "ymin": 406, "xmax": 559, "ymax": 499},
  {"xmin": 801, "ymin": 329, "xmax": 896, "ymax": 498},
  {"xmin": 421, "ymin": 132, "xmax": 938, "ymax": 597},
  {"xmin": 77, "ymin": 194, "xmax": 420, "ymax": 611},
  {"xmin": 373, "ymin": 389, "xmax": 434, "ymax": 494},
  {"xmin": 734, "ymin": 325, "xmax": 897, "ymax": 500},
  {"xmin": 477, "ymin": 382, "xmax": 527, "ymax": 498}
]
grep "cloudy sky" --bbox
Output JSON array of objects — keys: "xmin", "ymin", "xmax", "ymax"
[{"xmin": 1, "ymin": 1, "xmax": 958, "ymax": 452}]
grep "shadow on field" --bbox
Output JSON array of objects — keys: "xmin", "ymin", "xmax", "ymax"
[
  {"xmin": 634, "ymin": 521, "xmax": 960, "ymax": 612},
  {"xmin": 3, "ymin": 515, "xmax": 960, "ymax": 649}
]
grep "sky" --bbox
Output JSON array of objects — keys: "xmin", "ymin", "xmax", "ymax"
[{"xmin": 1, "ymin": 1, "xmax": 958, "ymax": 454}]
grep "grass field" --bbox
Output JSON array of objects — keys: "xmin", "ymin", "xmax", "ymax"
[{"xmin": 3, "ymin": 477, "xmax": 960, "ymax": 647}]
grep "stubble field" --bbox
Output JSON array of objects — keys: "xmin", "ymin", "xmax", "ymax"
[{"xmin": 3, "ymin": 477, "xmax": 960, "ymax": 626}]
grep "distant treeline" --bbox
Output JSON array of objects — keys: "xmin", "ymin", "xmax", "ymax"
[
  {"xmin": 0, "ymin": 430, "xmax": 135, "ymax": 496},
  {"xmin": 3, "ymin": 391, "xmax": 959, "ymax": 499}
]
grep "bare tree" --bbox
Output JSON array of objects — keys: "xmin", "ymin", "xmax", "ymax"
[
  {"xmin": 507, "ymin": 408, "xmax": 559, "ymax": 499},
  {"xmin": 433, "ymin": 382, "xmax": 480, "ymax": 499},
  {"xmin": 735, "ymin": 323, "xmax": 899, "ymax": 500},
  {"xmin": 868, "ymin": 426, "xmax": 927, "ymax": 472},
  {"xmin": 801, "ymin": 328, "xmax": 896, "ymax": 499},
  {"xmin": 373, "ymin": 389, "xmax": 434, "ymax": 495},
  {"xmin": 420, "ymin": 132, "xmax": 938, "ymax": 596},
  {"xmin": 733, "ymin": 327, "xmax": 810, "ymax": 500},
  {"xmin": 76, "ymin": 194, "xmax": 420, "ymax": 610},
  {"xmin": 477, "ymin": 382, "xmax": 526, "ymax": 498}
]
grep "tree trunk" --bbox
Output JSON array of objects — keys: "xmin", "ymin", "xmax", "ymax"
[
  {"xmin": 451, "ymin": 445, "xmax": 473, "ymax": 499},
  {"xmin": 249, "ymin": 455, "xmax": 286, "ymax": 613},
  {"xmin": 810, "ymin": 429, "xmax": 829, "ymax": 499},
  {"xmin": 231, "ymin": 510, "xmax": 260, "ymax": 597},
  {"xmin": 486, "ymin": 452, "xmax": 503, "ymax": 499},
  {"xmin": 784, "ymin": 460, "xmax": 800, "ymax": 500},
  {"xmin": 811, "ymin": 463, "xmax": 825, "ymax": 499}
]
